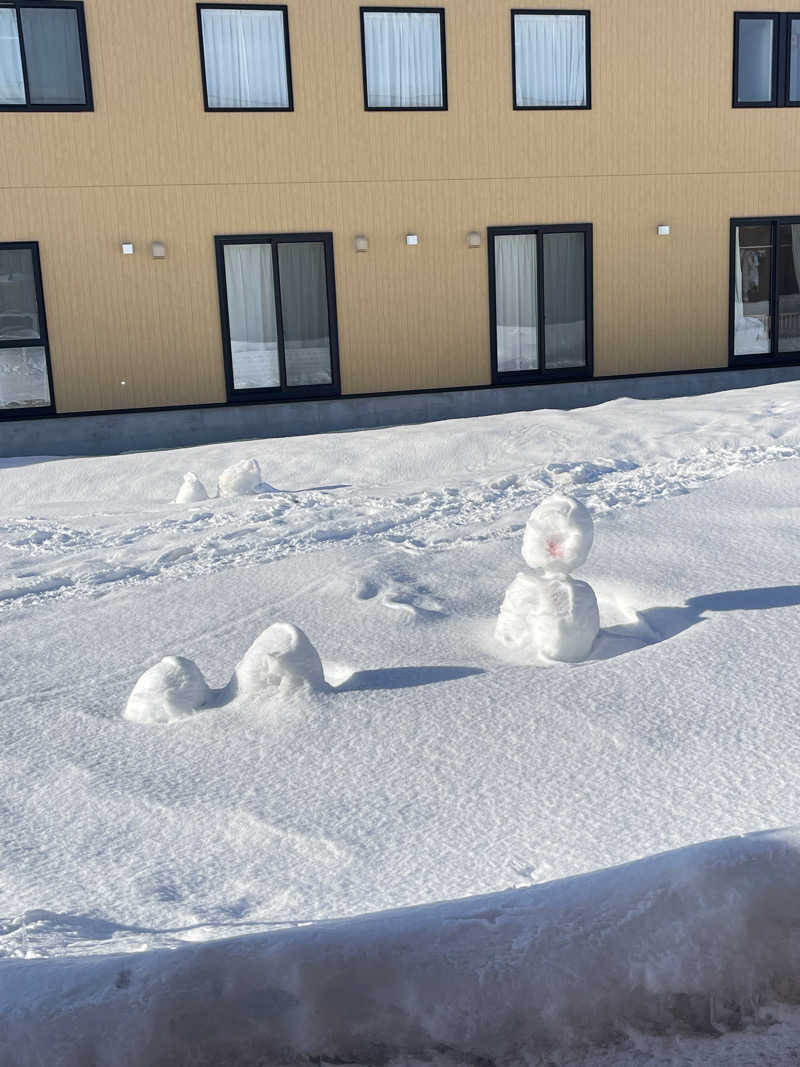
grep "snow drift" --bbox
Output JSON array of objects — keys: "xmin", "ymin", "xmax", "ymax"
[{"xmin": 4, "ymin": 828, "xmax": 800, "ymax": 1066}]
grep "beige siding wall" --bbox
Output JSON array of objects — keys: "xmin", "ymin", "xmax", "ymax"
[{"xmin": 1, "ymin": 0, "xmax": 799, "ymax": 413}]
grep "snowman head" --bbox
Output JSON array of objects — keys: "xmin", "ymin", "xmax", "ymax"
[{"xmin": 522, "ymin": 494, "xmax": 594, "ymax": 575}]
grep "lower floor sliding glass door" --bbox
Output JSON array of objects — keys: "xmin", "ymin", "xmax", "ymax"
[
  {"xmin": 488, "ymin": 223, "xmax": 593, "ymax": 383},
  {"xmin": 0, "ymin": 242, "xmax": 54, "ymax": 415},
  {"xmin": 215, "ymin": 232, "xmax": 340, "ymax": 400},
  {"xmin": 731, "ymin": 217, "xmax": 800, "ymax": 361}
]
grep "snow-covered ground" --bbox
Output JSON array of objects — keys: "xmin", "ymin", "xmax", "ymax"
[{"xmin": 3, "ymin": 380, "xmax": 800, "ymax": 1063}]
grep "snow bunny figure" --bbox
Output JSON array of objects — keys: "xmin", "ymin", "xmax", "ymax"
[{"xmin": 495, "ymin": 494, "xmax": 599, "ymax": 663}]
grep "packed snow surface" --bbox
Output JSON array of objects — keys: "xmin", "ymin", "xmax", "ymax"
[{"xmin": 4, "ymin": 380, "xmax": 800, "ymax": 1061}]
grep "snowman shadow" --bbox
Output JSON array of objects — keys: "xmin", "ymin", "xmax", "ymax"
[{"xmin": 588, "ymin": 584, "xmax": 800, "ymax": 662}]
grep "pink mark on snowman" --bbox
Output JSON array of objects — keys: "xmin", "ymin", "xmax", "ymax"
[{"xmin": 546, "ymin": 538, "xmax": 563, "ymax": 559}]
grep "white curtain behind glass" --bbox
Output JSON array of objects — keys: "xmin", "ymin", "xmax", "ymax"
[
  {"xmin": 363, "ymin": 11, "xmax": 443, "ymax": 108},
  {"xmin": 19, "ymin": 7, "xmax": 86, "ymax": 105},
  {"xmin": 202, "ymin": 8, "xmax": 289, "ymax": 108},
  {"xmin": 737, "ymin": 18, "xmax": 774, "ymax": 102},
  {"xmin": 278, "ymin": 242, "xmax": 333, "ymax": 386},
  {"xmin": 514, "ymin": 14, "xmax": 586, "ymax": 107},
  {"xmin": 0, "ymin": 10, "xmax": 25, "ymax": 104},
  {"xmin": 224, "ymin": 244, "xmax": 280, "ymax": 389},
  {"xmin": 543, "ymin": 232, "xmax": 585, "ymax": 368},
  {"xmin": 495, "ymin": 235, "xmax": 538, "ymax": 373}
]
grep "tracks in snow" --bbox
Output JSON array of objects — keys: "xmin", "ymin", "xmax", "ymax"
[{"xmin": 0, "ymin": 442, "xmax": 796, "ymax": 613}]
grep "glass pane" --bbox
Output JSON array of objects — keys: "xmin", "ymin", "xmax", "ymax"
[
  {"xmin": 543, "ymin": 232, "xmax": 586, "ymax": 369},
  {"xmin": 0, "ymin": 8, "xmax": 24, "ymax": 104},
  {"xmin": 790, "ymin": 19, "xmax": 800, "ymax": 103},
  {"xmin": 734, "ymin": 225, "xmax": 772, "ymax": 356},
  {"xmin": 737, "ymin": 18, "xmax": 774, "ymax": 103},
  {"xmin": 363, "ymin": 11, "xmax": 443, "ymax": 108},
  {"xmin": 277, "ymin": 242, "xmax": 333, "ymax": 387},
  {"xmin": 224, "ymin": 244, "xmax": 280, "ymax": 389},
  {"xmin": 201, "ymin": 8, "xmax": 289, "ymax": 108},
  {"xmin": 495, "ymin": 235, "xmax": 538, "ymax": 373},
  {"xmin": 778, "ymin": 224, "xmax": 800, "ymax": 354},
  {"xmin": 20, "ymin": 7, "xmax": 86, "ymax": 105},
  {"xmin": 514, "ymin": 14, "xmax": 587, "ymax": 107},
  {"xmin": 0, "ymin": 248, "xmax": 41, "ymax": 340},
  {"xmin": 0, "ymin": 347, "xmax": 50, "ymax": 408}
]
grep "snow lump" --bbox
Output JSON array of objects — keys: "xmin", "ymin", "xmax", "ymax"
[
  {"xmin": 124, "ymin": 624, "xmax": 327, "ymax": 723},
  {"xmin": 124, "ymin": 656, "xmax": 212, "ymax": 724},
  {"xmin": 174, "ymin": 472, "xmax": 209, "ymax": 503},
  {"xmin": 217, "ymin": 458, "xmax": 263, "ymax": 497}
]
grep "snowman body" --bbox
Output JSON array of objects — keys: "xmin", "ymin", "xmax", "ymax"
[{"xmin": 495, "ymin": 494, "xmax": 599, "ymax": 663}]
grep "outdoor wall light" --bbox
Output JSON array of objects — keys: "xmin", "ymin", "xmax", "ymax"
[
  {"xmin": 406, "ymin": 234, "xmax": 419, "ymax": 246},
  {"xmin": 467, "ymin": 230, "xmax": 482, "ymax": 248},
  {"xmin": 151, "ymin": 241, "xmax": 167, "ymax": 258},
  {"xmin": 657, "ymin": 225, "xmax": 671, "ymax": 236},
  {"xmin": 121, "ymin": 243, "xmax": 134, "ymax": 255},
  {"xmin": 354, "ymin": 235, "xmax": 369, "ymax": 253}
]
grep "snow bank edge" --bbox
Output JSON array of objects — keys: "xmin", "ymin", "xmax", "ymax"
[{"xmin": 3, "ymin": 827, "xmax": 800, "ymax": 1066}]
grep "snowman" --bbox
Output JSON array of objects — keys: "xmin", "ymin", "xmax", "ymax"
[{"xmin": 495, "ymin": 494, "xmax": 599, "ymax": 663}]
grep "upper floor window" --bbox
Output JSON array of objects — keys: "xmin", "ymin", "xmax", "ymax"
[
  {"xmin": 0, "ymin": 242, "xmax": 54, "ymax": 414},
  {"xmin": 360, "ymin": 7, "xmax": 447, "ymax": 110},
  {"xmin": 0, "ymin": 1, "xmax": 92, "ymax": 111},
  {"xmin": 512, "ymin": 10, "xmax": 590, "ymax": 109},
  {"xmin": 733, "ymin": 12, "xmax": 800, "ymax": 107},
  {"xmin": 198, "ymin": 4, "xmax": 292, "ymax": 111}
]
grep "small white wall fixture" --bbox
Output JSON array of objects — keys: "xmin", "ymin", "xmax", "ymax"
[
  {"xmin": 121, "ymin": 243, "xmax": 134, "ymax": 255},
  {"xmin": 354, "ymin": 235, "xmax": 369, "ymax": 252},
  {"xmin": 152, "ymin": 241, "xmax": 167, "ymax": 258},
  {"xmin": 467, "ymin": 230, "xmax": 482, "ymax": 248},
  {"xmin": 657, "ymin": 225, "xmax": 671, "ymax": 236},
  {"xmin": 405, "ymin": 234, "xmax": 419, "ymax": 246}
]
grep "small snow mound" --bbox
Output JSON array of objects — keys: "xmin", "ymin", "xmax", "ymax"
[
  {"xmin": 124, "ymin": 655, "xmax": 211, "ymax": 724},
  {"xmin": 175, "ymin": 472, "xmax": 208, "ymax": 504},
  {"xmin": 217, "ymin": 458, "xmax": 263, "ymax": 497},
  {"xmin": 231, "ymin": 623, "xmax": 328, "ymax": 698},
  {"xmin": 522, "ymin": 493, "xmax": 594, "ymax": 575}
]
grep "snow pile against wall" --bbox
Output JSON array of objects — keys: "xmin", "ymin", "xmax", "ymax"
[{"xmin": 3, "ymin": 828, "xmax": 800, "ymax": 1066}]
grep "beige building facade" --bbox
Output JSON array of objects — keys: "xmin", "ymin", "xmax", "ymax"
[{"xmin": 1, "ymin": 0, "xmax": 799, "ymax": 426}]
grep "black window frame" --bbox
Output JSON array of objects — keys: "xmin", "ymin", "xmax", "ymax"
[
  {"xmin": 733, "ymin": 11, "xmax": 800, "ymax": 108},
  {"xmin": 0, "ymin": 0, "xmax": 93, "ymax": 112},
  {"xmin": 488, "ymin": 223, "xmax": 594, "ymax": 386},
  {"xmin": 729, "ymin": 215, "xmax": 800, "ymax": 367},
  {"xmin": 215, "ymin": 231, "xmax": 341, "ymax": 403},
  {"xmin": 196, "ymin": 3, "xmax": 294, "ymax": 113},
  {"xmin": 0, "ymin": 241, "xmax": 56, "ymax": 418},
  {"xmin": 511, "ymin": 9, "xmax": 591, "ymax": 111},
  {"xmin": 359, "ymin": 6, "xmax": 448, "ymax": 112}
]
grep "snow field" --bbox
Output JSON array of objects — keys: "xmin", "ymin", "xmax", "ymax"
[{"xmin": 4, "ymin": 381, "xmax": 800, "ymax": 1062}]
